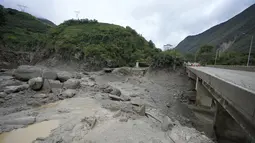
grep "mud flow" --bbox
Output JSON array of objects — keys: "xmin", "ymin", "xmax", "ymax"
[{"xmin": 0, "ymin": 120, "xmax": 59, "ymax": 143}]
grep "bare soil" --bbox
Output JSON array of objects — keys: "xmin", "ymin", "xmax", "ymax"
[{"xmin": 0, "ymin": 67, "xmax": 213, "ymax": 143}]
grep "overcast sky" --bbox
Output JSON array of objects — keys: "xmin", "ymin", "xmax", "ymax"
[{"xmin": 0, "ymin": 0, "xmax": 254, "ymax": 48}]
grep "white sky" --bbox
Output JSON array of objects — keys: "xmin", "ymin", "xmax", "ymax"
[{"xmin": 1, "ymin": 0, "xmax": 254, "ymax": 49}]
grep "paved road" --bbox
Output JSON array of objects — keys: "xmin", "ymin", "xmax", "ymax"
[{"xmin": 190, "ymin": 67, "xmax": 255, "ymax": 93}]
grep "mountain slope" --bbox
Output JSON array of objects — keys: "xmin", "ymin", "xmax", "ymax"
[
  {"xmin": 0, "ymin": 5, "xmax": 54, "ymax": 51},
  {"xmin": 47, "ymin": 19, "xmax": 160, "ymax": 68},
  {"xmin": 175, "ymin": 4, "xmax": 255, "ymax": 54}
]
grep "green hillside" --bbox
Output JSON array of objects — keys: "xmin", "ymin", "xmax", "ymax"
[
  {"xmin": 0, "ymin": 5, "xmax": 52, "ymax": 51},
  {"xmin": 175, "ymin": 4, "xmax": 255, "ymax": 54},
  {"xmin": 0, "ymin": 5, "xmax": 161, "ymax": 68},
  {"xmin": 47, "ymin": 19, "xmax": 160, "ymax": 67}
]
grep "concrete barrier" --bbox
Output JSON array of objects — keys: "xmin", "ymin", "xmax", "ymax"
[{"xmin": 207, "ymin": 65, "xmax": 255, "ymax": 72}]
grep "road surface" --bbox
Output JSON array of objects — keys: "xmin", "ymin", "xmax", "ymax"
[{"xmin": 190, "ymin": 67, "xmax": 255, "ymax": 93}]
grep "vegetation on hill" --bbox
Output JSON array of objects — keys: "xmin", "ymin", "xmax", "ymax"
[
  {"xmin": 47, "ymin": 19, "xmax": 161, "ymax": 68},
  {"xmin": 183, "ymin": 44, "xmax": 255, "ymax": 65},
  {"xmin": 0, "ymin": 5, "xmax": 182, "ymax": 69},
  {"xmin": 0, "ymin": 5, "xmax": 53, "ymax": 51},
  {"xmin": 175, "ymin": 4, "xmax": 255, "ymax": 55}
]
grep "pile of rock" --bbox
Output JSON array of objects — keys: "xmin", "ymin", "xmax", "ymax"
[
  {"xmin": 1, "ymin": 65, "xmax": 84, "ymax": 102},
  {"xmin": 97, "ymin": 84, "xmax": 147, "ymax": 122}
]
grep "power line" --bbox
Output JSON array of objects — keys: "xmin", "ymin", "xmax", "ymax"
[
  {"xmin": 17, "ymin": 4, "xmax": 28, "ymax": 12},
  {"xmin": 74, "ymin": 11, "xmax": 80, "ymax": 19}
]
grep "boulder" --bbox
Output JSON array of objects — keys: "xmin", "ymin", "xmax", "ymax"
[
  {"xmin": 0, "ymin": 92, "xmax": 7, "ymax": 98},
  {"xmin": 4, "ymin": 84, "xmax": 29, "ymax": 94},
  {"xmin": 63, "ymin": 79, "xmax": 80, "ymax": 89},
  {"xmin": 110, "ymin": 88, "xmax": 121, "ymax": 96},
  {"xmin": 131, "ymin": 97, "xmax": 144, "ymax": 106},
  {"xmin": 42, "ymin": 79, "xmax": 63, "ymax": 91},
  {"xmin": 109, "ymin": 94, "xmax": 123, "ymax": 101},
  {"xmin": 28, "ymin": 77, "xmax": 44, "ymax": 91},
  {"xmin": 133, "ymin": 105, "xmax": 146, "ymax": 116},
  {"xmin": 57, "ymin": 71, "xmax": 73, "ymax": 82},
  {"xmin": 161, "ymin": 116, "xmax": 173, "ymax": 132},
  {"xmin": 12, "ymin": 65, "xmax": 42, "ymax": 81},
  {"xmin": 0, "ymin": 98, "xmax": 4, "ymax": 103},
  {"xmin": 42, "ymin": 69, "xmax": 57, "ymax": 80},
  {"xmin": 0, "ymin": 79, "xmax": 22, "ymax": 90},
  {"xmin": 59, "ymin": 89, "xmax": 76, "ymax": 99}
]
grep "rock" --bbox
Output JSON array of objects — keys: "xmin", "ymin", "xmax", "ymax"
[
  {"xmin": 110, "ymin": 88, "xmax": 121, "ymax": 96},
  {"xmin": 133, "ymin": 105, "xmax": 146, "ymax": 116},
  {"xmin": 33, "ymin": 93, "xmax": 48, "ymax": 98},
  {"xmin": 42, "ymin": 69, "xmax": 57, "ymax": 80},
  {"xmin": 161, "ymin": 116, "xmax": 173, "ymax": 132},
  {"xmin": 4, "ymin": 95, "xmax": 12, "ymax": 100},
  {"xmin": 4, "ymin": 84, "xmax": 29, "ymax": 94},
  {"xmin": 0, "ymin": 98, "xmax": 4, "ymax": 103},
  {"xmin": 57, "ymin": 108, "xmax": 70, "ymax": 113},
  {"xmin": 0, "ymin": 69, "xmax": 8, "ymax": 72},
  {"xmin": 12, "ymin": 65, "xmax": 42, "ymax": 81},
  {"xmin": 51, "ymin": 88, "xmax": 62, "ymax": 95},
  {"xmin": 120, "ymin": 103, "xmax": 134, "ymax": 113},
  {"xmin": 63, "ymin": 79, "xmax": 80, "ymax": 89},
  {"xmin": 0, "ymin": 92, "xmax": 7, "ymax": 98},
  {"xmin": 28, "ymin": 77, "xmax": 44, "ymax": 91},
  {"xmin": 113, "ymin": 110, "xmax": 122, "ymax": 118},
  {"xmin": 59, "ymin": 89, "xmax": 76, "ymax": 98},
  {"xmin": 131, "ymin": 97, "xmax": 144, "ymax": 106},
  {"xmin": 81, "ymin": 116, "xmax": 97, "ymax": 129},
  {"xmin": 26, "ymin": 100, "xmax": 42, "ymax": 107},
  {"xmin": 43, "ymin": 79, "xmax": 63, "ymax": 89},
  {"xmin": 0, "ymin": 79, "xmax": 22, "ymax": 90},
  {"xmin": 103, "ymin": 68, "xmax": 113, "ymax": 73},
  {"xmin": 74, "ymin": 72, "xmax": 82, "ymax": 79},
  {"xmin": 3, "ymin": 116, "xmax": 36, "ymax": 125},
  {"xmin": 101, "ymin": 100, "xmax": 121, "ymax": 111},
  {"xmin": 57, "ymin": 71, "xmax": 73, "ymax": 82},
  {"xmin": 36, "ymin": 137, "xmax": 45, "ymax": 141},
  {"xmin": 121, "ymin": 95, "xmax": 131, "ymax": 101},
  {"xmin": 108, "ymin": 94, "xmax": 123, "ymax": 101},
  {"xmin": 119, "ymin": 116, "xmax": 128, "ymax": 122}
]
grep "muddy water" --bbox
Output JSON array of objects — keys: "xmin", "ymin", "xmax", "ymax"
[{"xmin": 0, "ymin": 120, "xmax": 59, "ymax": 143}]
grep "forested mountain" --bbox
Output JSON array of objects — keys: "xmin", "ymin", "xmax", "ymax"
[
  {"xmin": 175, "ymin": 4, "xmax": 255, "ymax": 54},
  {"xmin": 0, "ymin": 5, "xmax": 161, "ymax": 68},
  {"xmin": 0, "ymin": 5, "xmax": 53, "ymax": 51},
  {"xmin": 47, "ymin": 19, "xmax": 160, "ymax": 67}
]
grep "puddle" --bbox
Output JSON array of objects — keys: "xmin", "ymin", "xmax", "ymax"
[{"xmin": 0, "ymin": 120, "xmax": 59, "ymax": 143}]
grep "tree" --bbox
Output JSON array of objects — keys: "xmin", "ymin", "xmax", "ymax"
[
  {"xmin": 148, "ymin": 40, "xmax": 155, "ymax": 48},
  {"xmin": 0, "ymin": 5, "xmax": 6, "ymax": 26},
  {"xmin": 196, "ymin": 45, "xmax": 214, "ymax": 65},
  {"xmin": 0, "ymin": 5, "xmax": 6, "ymax": 47}
]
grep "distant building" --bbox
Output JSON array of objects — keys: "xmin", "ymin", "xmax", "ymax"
[{"xmin": 163, "ymin": 44, "xmax": 173, "ymax": 51}]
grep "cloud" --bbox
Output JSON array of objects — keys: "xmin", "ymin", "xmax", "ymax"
[{"xmin": 1, "ymin": 0, "xmax": 254, "ymax": 49}]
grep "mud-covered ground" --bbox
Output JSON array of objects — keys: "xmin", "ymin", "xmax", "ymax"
[{"xmin": 0, "ymin": 66, "xmax": 213, "ymax": 143}]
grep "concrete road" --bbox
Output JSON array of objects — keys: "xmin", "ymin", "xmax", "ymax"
[{"xmin": 190, "ymin": 67, "xmax": 255, "ymax": 93}]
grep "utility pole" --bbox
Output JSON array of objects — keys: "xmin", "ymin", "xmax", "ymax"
[
  {"xmin": 17, "ymin": 4, "xmax": 28, "ymax": 12},
  {"xmin": 247, "ymin": 35, "xmax": 253, "ymax": 67},
  {"xmin": 74, "ymin": 11, "xmax": 80, "ymax": 20}
]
